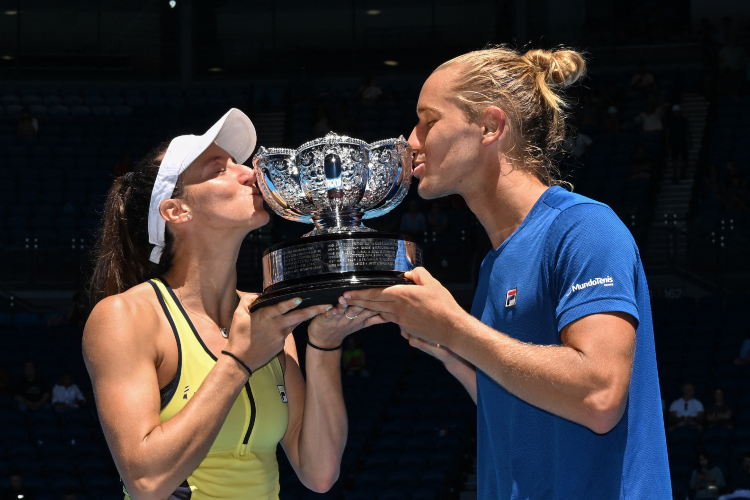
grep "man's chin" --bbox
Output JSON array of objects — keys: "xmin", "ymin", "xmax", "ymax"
[{"xmin": 417, "ymin": 181, "xmax": 449, "ymax": 200}]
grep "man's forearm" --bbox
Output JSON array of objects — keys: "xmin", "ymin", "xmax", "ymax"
[{"xmin": 444, "ymin": 315, "xmax": 627, "ymax": 434}]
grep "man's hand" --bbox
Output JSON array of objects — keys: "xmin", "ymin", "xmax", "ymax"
[{"xmin": 339, "ymin": 267, "xmax": 467, "ymax": 347}]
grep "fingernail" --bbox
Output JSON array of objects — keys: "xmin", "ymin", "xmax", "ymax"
[
  {"xmin": 332, "ymin": 310, "xmax": 338, "ymax": 315},
  {"xmin": 343, "ymin": 293, "xmax": 351, "ymax": 299},
  {"xmin": 294, "ymin": 299, "xmax": 302, "ymax": 305},
  {"xmin": 339, "ymin": 298, "xmax": 347, "ymax": 306},
  {"xmin": 325, "ymin": 306, "xmax": 333, "ymax": 311}
]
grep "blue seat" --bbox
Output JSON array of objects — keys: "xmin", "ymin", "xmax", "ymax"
[
  {"xmin": 0, "ymin": 424, "xmax": 28, "ymax": 443},
  {"xmin": 703, "ymin": 427, "xmax": 733, "ymax": 445},
  {"xmin": 42, "ymin": 456, "xmax": 75, "ymax": 475},
  {"xmin": 386, "ymin": 469, "xmax": 420, "ymax": 488},
  {"xmin": 30, "ymin": 424, "xmax": 60, "ymax": 441},
  {"xmin": 48, "ymin": 473, "xmax": 80, "ymax": 490},
  {"xmin": 398, "ymin": 451, "xmax": 427, "ymax": 469},
  {"xmin": 372, "ymin": 436, "xmax": 402, "ymax": 453},
  {"xmin": 344, "ymin": 489, "xmax": 377, "ymax": 500},
  {"xmin": 378, "ymin": 489, "xmax": 409, "ymax": 500},
  {"xmin": 365, "ymin": 452, "xmax": 395, "ymax": 469},
  {"xmin": 7, "ymin": 442, "xmax": 37, "ymax": 459},
  {"xmin": 13, "ymin": 457, "xmax": 41, "ymax": 475},
  {"xmin": 419, "ymin": 469, "xmax": 447, "ymax": 486},
  {"xmin": 14, "ymin": 312, "xmax": 40, "ymax": 326},
  {"xmin": 0, "ymin": 410, "xmax": 25, "ymax": 426},
  {"xmin": 23, "ymin": 475, "xmax": 48, "ymax": 491},
  {"xmin": 410, "ymin": 486, "xmax": 438, "ymax": 500},
  {"xmin": 82, "ymin": 474, "xmax": 112, "ymax": 491},
  {"xmin": 667, "ymin": 426, "xmax": 701, "ymax": 446},
  {"xmin": 38, "ymin": 441, "xmax": 69, "ymax": 458}
]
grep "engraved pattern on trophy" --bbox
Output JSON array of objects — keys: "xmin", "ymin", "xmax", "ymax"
[
  {"xmin": 255, "ymin": 147, "xmax": 315, "ymax": 223},
  {"xmin": 253, "ymin": 132, "xmax": 412, "ymax": 234}
]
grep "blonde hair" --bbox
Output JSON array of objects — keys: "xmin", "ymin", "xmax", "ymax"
[{"xmin": 436, "ymin": 46, "xmax": 586, "ymax": 186}]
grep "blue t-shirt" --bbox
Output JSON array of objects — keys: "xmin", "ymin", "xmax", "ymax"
[{"xmin": 472, "ymin": 186, "xmax": 670, "ymax": 499}]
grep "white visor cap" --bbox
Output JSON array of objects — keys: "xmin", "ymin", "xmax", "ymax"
[{"xmin": 148, "ymin": 108, "xmax": 256, "ymax": 264}]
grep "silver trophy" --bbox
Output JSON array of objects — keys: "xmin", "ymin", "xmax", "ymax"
[{"xmin": 250, "ymin": 132, "xmax": 423, "ymax": 310}]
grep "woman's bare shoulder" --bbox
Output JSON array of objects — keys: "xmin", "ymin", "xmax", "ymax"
[{"xmin": 83, "ymin": 283, "xmax": 162, "ymax": 357}]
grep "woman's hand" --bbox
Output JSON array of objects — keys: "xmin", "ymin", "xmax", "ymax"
[
  {"xmin": 307, "ymin": 305, "xmax": 386, "ymax": 349},
  {"xmin": 227, "ymin": 295, "xmax": 330, "ymax": 371}
]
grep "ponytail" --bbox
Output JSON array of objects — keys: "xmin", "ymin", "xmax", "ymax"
[{"xmin": 89, "ymin": 142, "xmax": 183, "ymax": 305}]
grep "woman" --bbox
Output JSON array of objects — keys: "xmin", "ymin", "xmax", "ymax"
[
  {"xmin": 690, "ymin": 450, "xmax": 725, "ymax": 499},
  {"xmin": 705, "ymin": 387, "xmax": 733, "ymax": 429},
  {"xmin": 83, "ymin": 109, "xmax": 382, "ymax": 500}
]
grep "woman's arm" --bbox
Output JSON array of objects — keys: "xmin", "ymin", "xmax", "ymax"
[
  {"xmin": 401, "ymin": 331, "xmax": 477, "ymax": 403},
  {"xmin": 85, "ymin": 293, "xmax": 326, "ymax": 500},
  {"xmin": 281, "ymin": 306, "xmax": 384, "ymax": 492},
  {"xmin": 84, "ymin": 295, "xmax": 250, "ymax": 500}
]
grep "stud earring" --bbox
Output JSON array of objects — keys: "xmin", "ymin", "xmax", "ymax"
[{"xmin": 187, "ymin": 214, "xmax": 192, "ymax": 220}]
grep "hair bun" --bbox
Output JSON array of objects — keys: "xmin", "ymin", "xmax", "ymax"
[{"xmin": 524, "ymin": 49, "xmax": 586, "ymax": 88}]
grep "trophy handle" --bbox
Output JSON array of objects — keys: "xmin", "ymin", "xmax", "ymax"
[{"xmin": 362, "ymin": 138, "xmax": 413, "ymax": 219}]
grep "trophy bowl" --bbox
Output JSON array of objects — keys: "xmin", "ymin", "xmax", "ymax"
[{"xmin": 250, "ymin": 132, "xmax": 423, "ymax": 311}]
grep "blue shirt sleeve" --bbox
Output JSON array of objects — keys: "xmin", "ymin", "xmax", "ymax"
[{"xmin": 544, "ymin": 203, "xmax": 641, "ymax": 332}]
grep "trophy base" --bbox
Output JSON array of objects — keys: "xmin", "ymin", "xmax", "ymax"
[
  {"xmin": 250, "ymin": 232, "xmax": 422, "ymax": 312},
  {"xmin": 249, "ymin": 272, "xmax": 414, "ymax": 312}
]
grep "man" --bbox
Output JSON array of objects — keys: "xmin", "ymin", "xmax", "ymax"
[
  {"xmin": 1, "ymin": 471, "xmax": 36, "ymax": 500},
  {"xmin": 13, "ymin": 361, "xmax": 50, "ymax": 412},
  {"xmin": 668, "ymin": 383, "xmax": 705, "ymax": 431},
  {"xmin": 341, "ymin": 47, "xmax": 670, "ymax": 498},
  {"xmin": 665, "ymin": 104, "xmax": 691, "ymax": 183}
]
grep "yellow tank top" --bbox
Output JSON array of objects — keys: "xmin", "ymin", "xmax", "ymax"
[{"xmin": 123, "ymin": 278, "xmax": 290, "ymax": 500}]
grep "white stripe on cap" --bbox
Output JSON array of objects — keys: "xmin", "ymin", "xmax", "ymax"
[{"xmin": 147, "ymin": 108, "xmax": 256, "ymax": 264}]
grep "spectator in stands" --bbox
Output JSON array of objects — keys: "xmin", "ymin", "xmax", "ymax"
[
  {"xmin": 722, "ymin": 162, "xmax": 749, "ymax": 212},
  {"xmin": 718, "ymin": 36, "xmax": 747, "ymax": 93},
  {"xmin": 734, "ymin": 336, "xmax": 750, "ymax": 366},
  {"xmin": 52, "ymin": 371, "xmax": 85, "ymax": 411},
  {"xmin": 0, "ymin": 362, "xmax": 10, "ymax": 395},
  {"xmin": 669, "ymin": 383, "xmax": 705, "ymax": 431},
  {"xmin": 16, "ymin": 107, "xmax": 38, "ymax": 138},
  {"xmin": 342, "ymin": 338, "xmax": 368, "ymax": 377},
  {"xmin": 604, "ymin": 106, "xmax": 621, "ymax": 136},
  {"xmin": 360, "ymin": 75, "xmax": 383, "ymax": 102},
  {"xmin": 400, "ymin": 200, "xmax": 427, "ymax": 238},
  {"xmin": 13, "ymin": 361, "xmax": 50, "ymax": 412},
  {"xmin": 691, "ymin": 450, "xmax": 725, "ymax": 499},
  {"xmin": 664, "ymin": 104, "xmax": 691, "ymax": 183},
  {"xmin": 427, "ymin": 202, "xmax": 449, "ymax": 235},
  {"xmin": 563, "ymin": 132, "xmax": 593, "ymax": 159},
  {"xmin": 68, "ymin": 291, "xmax": 90, "ymax": 327},
  {"xmin": 722, "ymin": 453, "xmax": 750, "ymax": 498},
  {"xmin": 634, "ymin": 101, "xmax": 667, "ymax": 134},
  {"xmin": 2, "ymin": 470, "xmax": 36, "ymax": 500},
  {"xmin": 630, "ymin": 145, "xmax": 654, "ymax": 180},
  {"xmin": 630, "ymin": 63, "xmax": 657, "ymax": 94},
  {"xmin": 705, "ymin": 387, "xmax": 733, "ymax": 429}
]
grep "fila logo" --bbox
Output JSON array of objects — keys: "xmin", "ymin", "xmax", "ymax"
[
  {"xmin": 277, "ymin": 385, "xmax": 288, "ymax": 403},
  {"xmin": 505, "ymin": 288, "xmax": 517, "ymax": 308}
]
